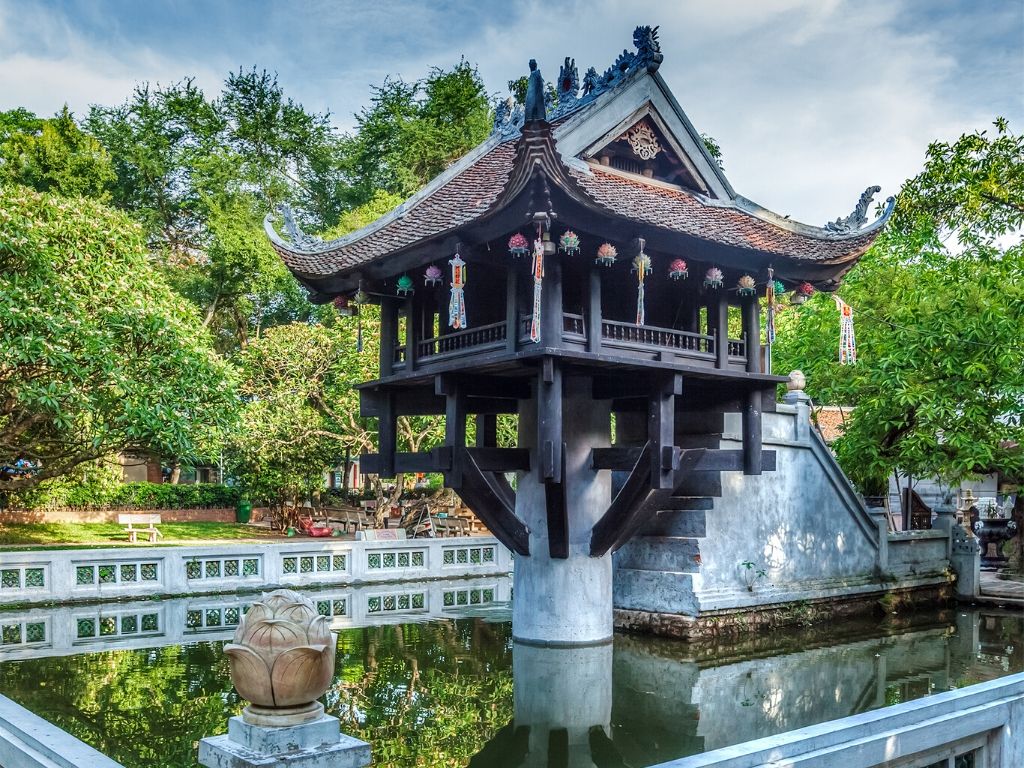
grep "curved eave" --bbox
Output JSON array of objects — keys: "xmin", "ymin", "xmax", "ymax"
[{"xmin": 268, "ymin": 122, "xmax": 893, "ymax": 292}]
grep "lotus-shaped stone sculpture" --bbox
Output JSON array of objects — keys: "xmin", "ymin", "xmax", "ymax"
[{"xmin": 225, "ymin": 589, "xmax": 336, "ymax": 726}]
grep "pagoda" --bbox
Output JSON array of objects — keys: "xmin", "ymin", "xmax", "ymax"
[{"xmin": 269, "ymin": 26, "xmax": 892, "ymax": 646}]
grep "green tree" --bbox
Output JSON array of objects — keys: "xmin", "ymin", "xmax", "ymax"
[
  {"xmin": 0, "ymin": 106, "xmax": 115, "ymax": 199},
  {"xmin": 773, "ymin": 119, "xmax": 1023, "ymax": 493},
  {"xmin": 342, "ymin": 60, "xmax": 492, "ymax": 205},
  {"xmin": 0, "ymin": 185, "xmax": 237, "ymax": 491}
]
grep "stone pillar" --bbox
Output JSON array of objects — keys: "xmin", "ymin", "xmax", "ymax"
[
  {"xmin": 950, "ymin": 523, "xmax": 982, "ymax": 599},
  {"xmin": 512, "ymin": 376, "xmax": 612, "ymax": 645}
]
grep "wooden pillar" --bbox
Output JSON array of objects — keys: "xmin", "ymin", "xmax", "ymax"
[
  {"xmin": 743, "ymin": 295, "xmax": 762, "ymax": 374},
  {"xmin": 506, "ymin": 266, "xmax": 519, "ymax": 353},
  {"xmin": 742, "ymin": 388, "xmax": 762, "ymax": 475},
  {"xmin": 538, "ymin": 357, "xmax": 562, "ymax": 483},
  {"xmin": 476, "ymin": 413, "xmax": 497, "ymax": 448},
  {"xmin": 587, "ymin": 260, "xmax": 602, "ymax": 353},
  {"xmin": 649, "ymin": 373, "xmax": 681, "ymax": 489},
  {"xmin": 710, "ymin": 291, "xmax": 729, "ymax": 368},
  {"xmin": 378, "ymin": 392, "xmax": 397, "ymax": 479},
  {"xmin": 379, "ymin": 298, "xmax": 398, "ymax": 377},
  {"xmin": 540, "ymin": 253, "xmax": 563, "ymax": 348},
  {"xmin": 444, "ymin": 381, "xmax": 466, "ymax": 487}
]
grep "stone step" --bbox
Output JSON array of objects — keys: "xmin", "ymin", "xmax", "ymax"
[
  {"xmin": 642, "ymin": 508, "xmax": 708, "ymax": 538},
  {"xmin": 613, "ymin": 567, "xmax": 698, "ymax": 614},
  {"xmin": 615, "ymin": 535, "xmax": 701, "ymax": 572},
  {"xmin": 673, "ymin": 471, "xmax": 722, "ymax": 497}
]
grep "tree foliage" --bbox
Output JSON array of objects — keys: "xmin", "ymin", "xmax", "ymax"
[
  {"xmin": 773, "ymin": 119, "xmax": 1023, "ymax": 491},
  {"xmin": 0, "ymin": 106, "xmax": 115, "ymax": 199},
  {"xmin": 0, "ymin": 186, "xmax": 236, "ymax": 491},
  {"xmin": 342, "ymin": 61, "xmax": 492, "ymax": 205}
]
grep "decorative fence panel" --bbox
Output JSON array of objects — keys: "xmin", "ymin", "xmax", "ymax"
[{"xmin": 0, "ymin": 536, "xmax": 513, "ymax": 606}]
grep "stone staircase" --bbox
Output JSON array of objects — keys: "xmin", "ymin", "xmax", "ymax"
[{"xmin": 612, "ymin": 422, "xmax": 729, "ymax": 617}]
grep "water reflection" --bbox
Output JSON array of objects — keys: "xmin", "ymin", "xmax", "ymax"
[{"xmin": 0, "ymin": 590, "xmax": 1020, "ymax": 768}]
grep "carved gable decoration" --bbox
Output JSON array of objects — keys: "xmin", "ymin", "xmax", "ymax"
[
  {"xmin": 619, "ymin": 121, "xmax": 661, "ymax": 160},
  {"xmin": 587, "ymin": 115, "xmax": 706, "ymax": 192}
]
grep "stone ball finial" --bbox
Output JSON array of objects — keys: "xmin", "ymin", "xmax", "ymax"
[
  {"xmin": 225, "ymin": 589, "xmax": 336, "ymax": 726},
  {"xmin": 787, "ymin": 370, "xmax": 806, "ymax": 392}
]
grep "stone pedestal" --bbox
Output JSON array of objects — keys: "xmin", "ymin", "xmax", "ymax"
[
  {"xmin": 199, "ymin": 714, "xmax": 370, "ymax": 768},
  {"xmin": 512, "ymin": 377, "xmax": 612, "ymax": 646},
  {"xmin": 950, "ymin": 524, "xmax": 982, "ymax": 599}
]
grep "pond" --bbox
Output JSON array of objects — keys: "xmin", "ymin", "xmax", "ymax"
[{"xmin": 0, "ymin": 580, "xmax": 1020, "ymax": 768}]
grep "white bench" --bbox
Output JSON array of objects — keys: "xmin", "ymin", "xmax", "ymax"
[{"xmin": 118, "ymin": 513, "xmax": 163, "ymax": 544}]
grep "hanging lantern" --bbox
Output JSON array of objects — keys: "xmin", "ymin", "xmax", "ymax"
[
  {"xmin": 333, "ymin": 295, "xmax": 354, "ymax": 317},
  {"xmin": 353, "ymin": 288, "xmax": 370, "ymax": 305},
  {"xmin": 772, "ymin": 279, "xmax": 786, "ymax": 296},
  {"xmin": 396, "ymin": 274, "xmax": 414, "ymax": 296},
  {"xmin": 424, "ymin": 265, "xmax": 442, "ymax": 287},
  {"xmin": 737, "ymin": 275, "xmax": 756, "ymax": 296},
  {"xmin": 704, "ymin": 267, "xmax": 724, "ymax": 289},
  {"xmin": 559, "ymin": 230, "xmax": 581, "ymax": 256},
  {"xmin": 595, "ymin": 242, "xmax": 617, "ymax": 266},
  {"xmin": 448, "ymin": 250, "xmax": 467, "ymax": 329},
  {"xmin": 791, "ymin": 282, "xmax": 815, "ymax": 305},
  {"xmin": 632, "ymin": 240, "xmax": 651, "ymax": 326},
  {"xmin": 508, "ymin": 233, "xmax": 529, "ymax": 258},
  {"xmin": 668, "ymin": 258, "xmax": 688, "ymax": 280}
]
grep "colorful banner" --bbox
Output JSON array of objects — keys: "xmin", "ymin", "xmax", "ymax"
[{"xmin": 833, "ymin": 295, "xmax": 857, "ymax": 364}]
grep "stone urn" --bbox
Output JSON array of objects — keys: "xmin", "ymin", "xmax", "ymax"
[{"xmin": 225, "ymin": 589, "xmax": 336, "ymax": 726}]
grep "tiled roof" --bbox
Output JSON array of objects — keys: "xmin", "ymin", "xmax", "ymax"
[
  {"xmin": 813, "ymin": 406, "xmax": 851, "ymax": 444},
  {"xmin": 270, "ymin": 137, "xmax": 882, "ymax": 278},
  {"xmin": 271, "ymin": 142, "xmax": 518, "ymax": 277},
  {"xmin": 570, "ymin": 165, "xmax": 878, "ymax": 262}
]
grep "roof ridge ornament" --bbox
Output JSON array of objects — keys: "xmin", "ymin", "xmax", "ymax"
[
  {"xmin": 491, "ymin": 24, "xmax": 664, "ymax": 136},
  {"xmin": 524, "ymin": 59, "xmax": 547, "ymax": 122},
  {"xmin": 277, "ymin": 202, "xmax": 325, "ymax": 250},
  {"xmin": 825, "ymin": 185, "xmax": 882, "ymax": 234}
]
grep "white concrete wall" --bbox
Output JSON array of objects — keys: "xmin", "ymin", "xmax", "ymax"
[
  {"xmin": 650, "ymin": 671, "xmax": 1024, "ymax": 768},
  {"xmin": 0, "ymin": 693, "xmax": 125, "ymax": 767},
  {"xmin": 0, "ymin": 537, "xmax": 512, "ymax": 606}
]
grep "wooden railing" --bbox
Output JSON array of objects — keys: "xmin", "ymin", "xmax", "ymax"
[
  {"xmin": 563, "ymin": 313, "xmax": 586, "ymax": 339},
  {"xmin": 600, "ymin": 319, "xmax": 714, "ymax": 355},
  {"xmin": 727, "ymin": 336, "xmax": 746, "ymax": 357},
  {"xmin": 416, "ymin": 321, "xmax": 506, "ymax": 360}
]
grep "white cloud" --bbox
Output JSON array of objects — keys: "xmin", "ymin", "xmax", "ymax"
[{"xmin": 1, "ymin": 0, "xmax": 1019, "ymax": 228}]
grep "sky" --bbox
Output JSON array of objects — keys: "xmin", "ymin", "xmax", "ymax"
[{"xmin": 1, "ymin": 0, "xmax": 1021, "ymax": 226}]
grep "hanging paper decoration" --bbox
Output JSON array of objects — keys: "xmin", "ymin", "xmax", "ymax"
[
  {"xmin": 559, "ymin": 230, "xmax": 580, "ymax": 256},
  {"xmin": 833, "ymin": 295, "xmax": 857, "ymax": 364},
  {"xmin": 632, "ymin": 240, "xmax": 651, "ymax": 327},
  {"xmin": 791, "ymin": 281, "xmax": 815, "ymax": 305},
  {"xmin": 396, "ymin": 274, "xmax": 414, "ymax": 296},
  {"xmin": 448, "ymin": 251, "xmax": 467, "ymax": 329},
  {"xmin": 529, "ymin": 229, "xmax": 545, "ymax": 343},
  {"xmin": 595, "ymin": 242, "xmax": 617, "ymax": 266},
  {"xmin": 704, "ymin": 267, "xmax": 723, "ymax": 289},
  {"xmin": 737, "ymin": 275, "xmax": 756, "ymax": 296},
  {"xmin": 772, "ymin": 279, "xmax": 786, "ymax": 296},
  {"xmin": 424, "ymin": 265, "xmax": 442, "ymax": 286},
  {"xmin": 508, "ymin": 233, "xmax": 529, "ymax": 258},
  {"xmin": 668, "ymin": 258, "xmax": 688, "ymax": 280}
]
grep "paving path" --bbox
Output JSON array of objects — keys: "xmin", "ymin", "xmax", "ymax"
[{"xmin": 977, "ymin": 570, "xmax": 1024, "ymax": 607}]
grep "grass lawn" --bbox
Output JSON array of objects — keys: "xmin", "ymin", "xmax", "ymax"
[{"xmin": 0, "ymin": 522, "xmax": 285, "ymax": 549}]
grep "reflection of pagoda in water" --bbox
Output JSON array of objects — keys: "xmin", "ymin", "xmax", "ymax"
[{"xmin": 270, "ymin": 25, "xmax": 894, "ymax": 645}]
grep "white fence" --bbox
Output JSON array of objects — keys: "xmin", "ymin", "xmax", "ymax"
[
  {"xmin": 0, "ymin": 536, "xmax": 512, "ymax": 606},
  {"xmin": 652, "ymin": 671, "xmax": 1024, "ymax": 768}
]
